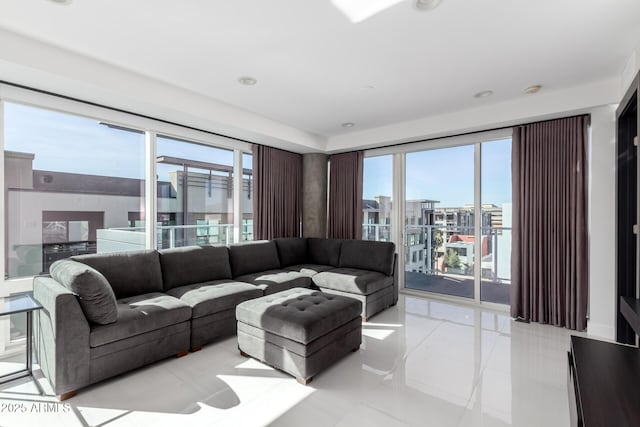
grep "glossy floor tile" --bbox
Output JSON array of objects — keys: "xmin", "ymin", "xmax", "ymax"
[{"xmin": 0, "ymin": 294, "xmax": 580, "ymax": 427}]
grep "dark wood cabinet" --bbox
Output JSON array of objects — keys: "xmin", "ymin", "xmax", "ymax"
[
  {"xmin": 568, "ymin": 336, "xmax": 640, "ymax": 426},
  {"xmin": 616, "ymin": 70, "xmax": 640, "ymax": 344}
]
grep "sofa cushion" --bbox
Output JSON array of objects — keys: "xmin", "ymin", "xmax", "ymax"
[
  {"xmin": 89, "ymin": 292, "xmax": 191, "ymax": 348},
  {"xmin": 339, "ymin": 240, "xmax": 396, "ymax": 276},
  {"xmin": 72, "ymin": 250, "xmax": 163, "ymax": 299},
  {"xmin": 166, "ymin": 280, "xmax": 262, "ymax": 319},
  {"xmin": 274, "ymin": 238, "xmax": 308, "ymax": 267},
  {"xmin": 307, "ymin": 238, "xmax": 342, "ymax": 267},
  {"xmin": 229, "ymin": 241, "xmax": 280, "ymax": 277},
  {"xmin": 49, "ymin": 259, "xmax": 118, "ymax": 325},
  {"xmin": 235, "ymin": 288, "xmax": 362, "ymax": 344},
  {"xmin": 284, "ymin": 264, "xmax": 334, "ymax": 277},
  {"xmin": 159, "ymin": 245, "xmax": 232, "ymax": 291},
  {"xmin": 312, "ymin": 268, "xmax": 394, "ymax": 295},
  {"xmin": 235, "ymin": 270, "xmax": 312, "ymax": 295}
]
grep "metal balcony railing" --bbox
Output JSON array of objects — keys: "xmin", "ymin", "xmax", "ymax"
[{"xmin": 362, "ymin": 223, "xmax": 512, "ymax": 283}]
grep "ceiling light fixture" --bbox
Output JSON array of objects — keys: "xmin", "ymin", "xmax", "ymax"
[
  {"xmin": 415, "ymin": 0, "xmax": 442, "ymax": 11},
  {"xmin": 474, "ymin": 90, "xmax": 493, "ymax": 98},
  {"xmin": 524, "ymin": 85, "xmax": 542, "ymax": 94},
  {"xmin": 341, "ymin": 122, "xmax": 355, "ymax": 128},
  {"xmin": 48, "ymin": 0, "xmax": 73, "ymax": 4},
  {"xmin": 238, "ymin": 76, "xmax": 257, "ymax": 86}
]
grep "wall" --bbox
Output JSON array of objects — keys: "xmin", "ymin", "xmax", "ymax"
[
  {"xmin": 587, "ymin": 105, "xmax": 618, "ymax": 339},
  {"xmin": 302, "ymin": 154, "xmax": 328, "ymax": 238}
]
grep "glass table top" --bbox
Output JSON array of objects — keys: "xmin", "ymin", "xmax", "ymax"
[{"xmin": 0, "ymin": 293, "xmax": 42, "ymax": 316}]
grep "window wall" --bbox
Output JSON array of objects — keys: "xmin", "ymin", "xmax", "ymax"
[
  {"xmin": 0, "ymin": 91, "xmax": 253, "ymax": 286},
  {"xmin": 362, "ymin": 131, "xmax": 513, "ymax": 307}
]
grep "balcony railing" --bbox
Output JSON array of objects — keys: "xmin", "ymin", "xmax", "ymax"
[
  {"xmin": 104, "ymin": 222, "xmax": 253, "ymax": 251},
  {"xmin": 362, "ymin": 223, "xmax": 512, "ymax": 283}
]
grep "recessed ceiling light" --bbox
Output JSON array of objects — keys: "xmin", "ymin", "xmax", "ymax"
[
  {"xmin": 238, "ymin": 76, "xmax": 257, "ymax": 86},
  {"xmin": 48, "ymin": 0, "xmax": 72, "ymax": 4},
  {"xmin": 415, "ymin": 0, "xmax": 442, "ymax": 11},
  {"xmin": 474, "ymin": 90, "xmax": 493, "ymax": 98},
  {"xmin": 341, "ymin": 122, "xmax": 355, "ymax": 128},
  {"xmin": 524, "ymin": 85, "xmax": 542, "ymax": 94},
  {"xmin": 361, "ymin": 85, "xmax": 375, "ymax": 90}
]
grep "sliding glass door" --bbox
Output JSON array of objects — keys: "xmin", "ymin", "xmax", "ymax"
[
  {"xmin": 404, "ymin": 145, "xmax": 477, "ymax": 299},
  {"xmin": 362, "ymin": 133, "xmax": 512, "ymax": 306}
]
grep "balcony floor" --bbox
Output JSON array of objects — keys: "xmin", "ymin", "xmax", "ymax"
[{"xmin": 405, "ymin": 271, "xmax": 510, "ymax": 305}]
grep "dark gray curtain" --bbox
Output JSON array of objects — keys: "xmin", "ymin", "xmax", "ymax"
[
  {"xmin": 328, "ymin": 151, "xmax": 364, "ymax": 239},
  {"xmin": 511, "ymin": 115, "xmax": 589, "ymax": 331},
  {"xmin": 253, "ymin": 144, "xmax": 302, "ymax": 240}
]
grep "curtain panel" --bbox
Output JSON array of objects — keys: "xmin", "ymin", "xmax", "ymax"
[
  {"xmin": 252, "ymin": 145, "xmax": 302, "ymax": 240},
  {"xmin": 328, "ymin": 151, "xmax": 364, "ymax": 240},
  {"xmin": 511, "ymin": 115, "xmax": 590, "ymax": 331}
]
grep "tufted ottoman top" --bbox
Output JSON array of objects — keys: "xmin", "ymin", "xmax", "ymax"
[{"xmin": 236, "ymin": 288, "xmax": 362, "ymax": 344}]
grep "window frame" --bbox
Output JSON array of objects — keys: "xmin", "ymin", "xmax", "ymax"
[
  {"xmin": 0, "ymin": 84, "xmax": 252, "ymax": 293},
  {"xmin": 364, "ymin": 128, "xmax": 512, "ymax": 310}
]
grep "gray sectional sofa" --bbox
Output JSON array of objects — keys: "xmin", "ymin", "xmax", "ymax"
[{"xmin": 33, "ymin": 238, "xmax": 396, "ymax": 398}]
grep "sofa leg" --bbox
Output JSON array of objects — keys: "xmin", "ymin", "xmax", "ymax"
[
  {"xmin": 58, "ymin": 390, "xmax": 77, "ymax": 401},
  {"xmin": 191, "ymin": 346, "xmax": 203, "ymax": 352},
  {"xmin": 296, "ymin": 376, "xmax": 312, "ymax": 385},
  {"xmin": 176, "ymin": 351, "xmax": 189, "ymax": 358},
  {"xmin": 239, "ymin": 350, "xmax": 249, "ymax": 357},
  {"xmin": 352, "ymin": 347, "xmax": 360, "ymax": 352}
]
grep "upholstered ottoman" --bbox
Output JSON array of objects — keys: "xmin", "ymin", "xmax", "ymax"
[{"xmin": 236, "ymin": 288, "xmax": 362, "ymax": 384}]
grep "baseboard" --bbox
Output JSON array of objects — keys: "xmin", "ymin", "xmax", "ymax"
[{"xmin": 587, "ymin": 321, "xmax": 615, "ymax": 340}]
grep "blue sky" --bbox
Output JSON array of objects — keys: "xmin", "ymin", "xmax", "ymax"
[
  {"xmin": 5, "ymin": 102, "xmax": 510, "ymax": 208},
  {"xmin": 364, "ymin": 139, "xmax": 512, "ymax": 208},
  {"xmin": 4, "ymin": 103, "xmax": 239, "ymax": 182}
]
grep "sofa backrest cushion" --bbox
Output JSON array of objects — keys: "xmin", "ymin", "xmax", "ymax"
[
  {"xmin": 229, "ymin": 241, "xmax": 280, "ymax": 277},
  {"xmin": 274, "ymin": 238, "xmax": 307, "ymax": 267},
  {"xmin": 307, "ymin": 238, "xmax": 342, "ymax": 267},
  {"xmin": 159, "ymin": 245, "xmax": 232, "ymax": 291},
  {"xmin": 49, "ymin": 259, "xmax": 118, "ymax": 325},
  {"xmin": 339, "ymin": 240, "xmax": 396, "ymax": 276},
  {"xmin": 72, "ymin": 250, "xmax": 163, "ymax": 299}
]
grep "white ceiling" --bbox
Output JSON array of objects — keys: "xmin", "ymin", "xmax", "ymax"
[{"xmin": 0, "ymin": 0, "xmax": 639, "ymax": 142}]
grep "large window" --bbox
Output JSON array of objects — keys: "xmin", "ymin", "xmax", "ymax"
[{"xmin": 3, "ymin": 102, "xmax": 146, "ymax": 279}]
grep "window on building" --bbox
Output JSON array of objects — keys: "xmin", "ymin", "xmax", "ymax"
[{"xmin": 3, "ymin": 102, "xmax": 146, "ymax": 279}]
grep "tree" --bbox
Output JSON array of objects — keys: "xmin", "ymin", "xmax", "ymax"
[
  {"xmin": 434, "ymin": 229, "xmax": 444, "ymax": 248},
  {"xmin": 443, "ymin": 248, "xmax": 461, "ymax": 269}
]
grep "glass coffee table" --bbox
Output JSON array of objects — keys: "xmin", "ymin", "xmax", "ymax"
[{"xmin": 0, "ymin": 292, "xmax": 43, "ymax": 389}]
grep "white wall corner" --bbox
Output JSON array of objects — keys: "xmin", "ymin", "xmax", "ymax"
[
  {"xmin": 587, "ymin": 321, "xmax": 616, "ymax": 341},
  {"xmin": 587, "ymin": 104, "xmax": 618, "ymax": 342}
]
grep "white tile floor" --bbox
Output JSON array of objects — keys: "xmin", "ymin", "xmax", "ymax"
[{"xmin": 0, "ymin": 294, "xmax": 580, "ymax": 427}]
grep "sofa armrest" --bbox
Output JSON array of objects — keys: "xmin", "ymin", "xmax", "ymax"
[{"xmin": 33, "ymin": 276, "xmax": 91, "ymax": 395}]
